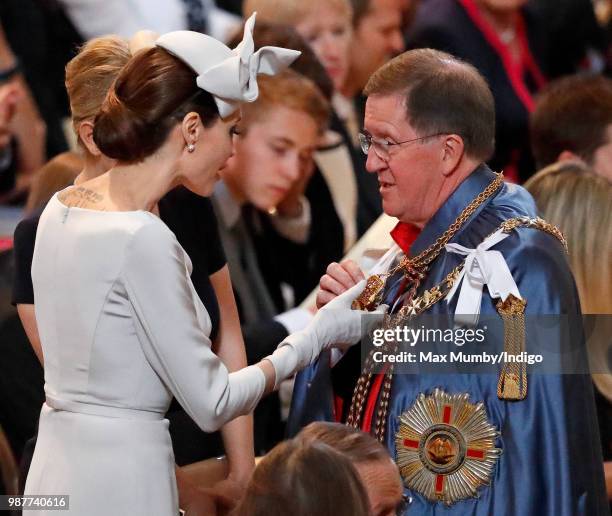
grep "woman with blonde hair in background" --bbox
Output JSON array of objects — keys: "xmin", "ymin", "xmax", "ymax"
[
  {"xmin": 524, "ymin": 161, "xmax": 611, "ymax": 314},
  {"xmin": 525, "ymin": 161, "xmax": 612, "ymax": 500}
]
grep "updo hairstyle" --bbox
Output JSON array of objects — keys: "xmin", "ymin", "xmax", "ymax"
[{"xmin": 93, "ymin": 46, "xmax": 220, "ymax": 163}]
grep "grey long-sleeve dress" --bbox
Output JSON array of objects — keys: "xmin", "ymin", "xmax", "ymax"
[{"xmin": 24, "ymin": 193, "xmax": 266, "ymax": 515}]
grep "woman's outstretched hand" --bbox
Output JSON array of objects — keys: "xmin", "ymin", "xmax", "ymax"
[{"xmin": 264, "ymin": 280, "xmax": 388, "ymax": 388}]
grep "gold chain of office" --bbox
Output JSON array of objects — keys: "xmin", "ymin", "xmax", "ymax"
[
  {"xmin": 347, "ymin": 172, "xmax": 506, "ymax": 437},
  {"xmin": 352, "ymin": 172, "xmax": 505, "ymax": 313}
]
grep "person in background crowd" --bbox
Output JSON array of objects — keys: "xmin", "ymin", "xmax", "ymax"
[
  {"xmin": 226, "ymin": 21, "xmax": 344, "ymax": 306},
  {"xmin": 525, "ymin": 161, "xmax": 612, "ymax": 500},
  {"xmin": 524, "ymin": 161, "xmax": 611, "ymax": 316},
  {"xmin": 341, "ymin": 0, "xmax": 406, "ymax": 115},
  {"xmin": 213, "ymin": 70, "xmax": 329, "ymax": 452},
  {"xmin": 244, "ymin": 0, "xmax": 352, "ymax": 96},
  {"xmin": 216, "ymin": 71, "xmax": 329, "ymax": 322},
  {"xmin": 297, "ymin": 422, "xmax": 406, "ymax": 516},
  {"xmin": 0, "ymin": 83, "xmax": 19, "ymax": 152},
  {"xmin": 232, "ymin": 437, "xmax": 371, "ymax": 516},
  {"xmin": 341, "ymin": 0, "xmax": 407, "ymax": 232},
  {"xmin": 406, "ymin": 0, "xmax": 548, "ymax": 182},
  {"xmin": 0, "ymin": 25, "xmax": 46, "ymax": 204},
  {"xmin": 530, "ymin": 74, "xmax": 612, "ymax": 182},
  {"xmin": 0, "ymin": 0, "xmax": 78, "ymax": 165},
  {"xmin": 243, "ymin": 0, "xmax": 383, "ymax": 236}
]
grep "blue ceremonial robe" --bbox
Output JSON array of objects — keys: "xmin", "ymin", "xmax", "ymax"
[{"xmin": 287, "ymin": 165, "xmax": 608, "ymax": 515}]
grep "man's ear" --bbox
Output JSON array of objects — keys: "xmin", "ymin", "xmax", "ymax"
[
  {"xmin": 557, "ymin": 150, "xmax": 583, "ymax": 164},
  {"xmin": 181, "ymin": 112, "xmax": 202, "ymax": 148},
  {"xmin": 440, "ymin": 134, "xmax": 465, "ymax": 176},
  {"xmin": 78, "ymin": 120, "xmax": 103, "ymax": 157}
]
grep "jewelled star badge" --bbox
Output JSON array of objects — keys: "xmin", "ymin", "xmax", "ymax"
[{"xmin": 395, "ymin": 389, "xmax": 501, "ymax": 505}]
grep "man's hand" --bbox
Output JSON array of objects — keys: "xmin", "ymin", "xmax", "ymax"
[{"xmin": 316, "ymin": 259, "xmax": 366, "ymax": 308}]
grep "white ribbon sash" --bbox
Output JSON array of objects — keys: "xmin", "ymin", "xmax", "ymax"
[{"xmin": 445, "ymin": 229, "xmax": 522, "ymax": 327}]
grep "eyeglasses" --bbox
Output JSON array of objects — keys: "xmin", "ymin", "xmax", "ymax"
[{"xmin": 358, "ymin": 131, "xmax": 446, "ymax": 161}]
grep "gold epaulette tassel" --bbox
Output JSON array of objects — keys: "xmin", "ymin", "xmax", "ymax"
[{"xmin": 496, "ymin": 294, "xmax": 528, "ymax": 401}]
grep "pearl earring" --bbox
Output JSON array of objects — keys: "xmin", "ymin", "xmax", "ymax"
[{"xmin": 187, "ymin": 143, "xmax": 195, "ymax": 153}]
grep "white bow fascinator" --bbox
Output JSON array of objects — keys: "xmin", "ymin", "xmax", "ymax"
[{"xmin": 155, "ymin": 13, "xmax": 301, "ymax": 117}]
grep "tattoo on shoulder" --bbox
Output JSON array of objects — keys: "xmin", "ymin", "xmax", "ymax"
[{"xmin": 59, "ymin": 187, "xmax": 105, "ymax": 209}]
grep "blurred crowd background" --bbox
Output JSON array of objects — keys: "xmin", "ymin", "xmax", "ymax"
[{"xmin": 0, "ymin": 0, "xmax": 611, "ymax": 512}]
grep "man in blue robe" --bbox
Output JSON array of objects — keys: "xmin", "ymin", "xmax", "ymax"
[{"xmin": 287, "ymin": 48, "xmax": 608, "ymax": 515}]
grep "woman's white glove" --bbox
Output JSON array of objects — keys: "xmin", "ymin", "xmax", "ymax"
[{"xmin": 265, "ymin": 280, "xmax": 388, "ymax": 389}]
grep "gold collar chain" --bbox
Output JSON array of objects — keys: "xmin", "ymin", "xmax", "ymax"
[
  {"xmin": 347, "ymin": 215, "xmax": 567, "ymax": 443},
  {"xmin": 352, "ymin": 172, "xmax": 505, "ymax": 311},
  {"xmin": 402, "ymin": 172, "xmax": 505, "ymax": 270}
]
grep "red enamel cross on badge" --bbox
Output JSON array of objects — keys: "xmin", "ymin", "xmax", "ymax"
[{"xmin": 395, "ymin": 389, "xmax": 501, "ymax": 505}]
